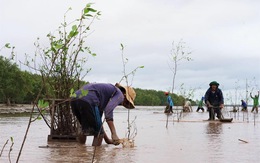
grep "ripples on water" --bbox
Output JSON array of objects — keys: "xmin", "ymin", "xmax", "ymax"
[{"xmin": 0, "ymin": 106, "xmax": 260, "ymax": 163}]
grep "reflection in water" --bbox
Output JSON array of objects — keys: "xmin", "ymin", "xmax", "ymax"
[
  {"xmin": 206, "ymin": 122, "xmax": 223, "ymax": 135},
  {"xmin": 205, "ymin": 122, "xmax": 224, "ymax": 162}
]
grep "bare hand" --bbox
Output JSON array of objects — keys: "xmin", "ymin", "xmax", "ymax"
[
  {"xmin": 112, "ymin": 134, "xmax": 120, "ymax": 146},
  {"xmin": 104, "ymin": 132, "xmax": 113, "ymax": 144},
  {"xmin": 220, "ymin": 104, "xmax": 224, "ymax": 109}
]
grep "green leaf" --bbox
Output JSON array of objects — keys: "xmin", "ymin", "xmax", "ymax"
[
  {"xmin": 68, "ymin": 31, "xmax": 79, "ymax": 39},
  {"xmin": 72, "ymin": 25, "xmax": 77, "ymax": 31},
  {"xmin": 86, "ymin": 3, "xmax": 94, "ymax": 8},
  {"xmin": 139, "ymin": 66, "xmax": 144, "ymax": 68},
  {"xmin": 87, "ymin": 8, "xmax": 97, "ymax": 12},
  {"xmin": 10, "ymin": 137, "xmax": 14, "ymax": 143},
  {"xmin": 37, "ymin": 117, "xmax": 42, "ymax": 120},
  {"xmin": 97, "ymin": 11, "xmax": 101, "ymax": 16},
  {"xmin": 84, "ymin": 14, "xmax": 93, "ymax": 17},
  {"xmin": 84, "ymin": 8, "xmax": 89, "ymax": 14},
  {"xmin": 5, "ymin": 43, "xmax": 11, "ymax": 48},
  {"xmin": 91, "ymin": 53, "xmax": 97, "ymax": 57},
  {"xmin": 54, "ymin": 43, "xmax": 63, "ymax": 50},
  {"xmin": 70, "ymin": 88, "xmax": 77, "ymax": 98},
  {"xmin": 38, "ymin": 100, "xmax": 49, "ymax": 109},
  {"xmin": 120, "ymin": 43, "xmax": 124, "ymax": 50},
  {"xmin": 81, "ymin": 89, "xmax": 88, "ymax": 96}
]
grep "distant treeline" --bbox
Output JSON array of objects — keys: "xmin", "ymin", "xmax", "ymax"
[
  {"xmin": 0, "ymin": 56, "xmax": 194, "ymax": 106},
  {"xmin": 134, "ymin": 88, "xmax": 195, "ymax": 106}
]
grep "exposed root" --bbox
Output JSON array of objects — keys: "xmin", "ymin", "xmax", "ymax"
[{"xmin": 119, "ymin": 138, "xmax": 135, "ymax": 148}]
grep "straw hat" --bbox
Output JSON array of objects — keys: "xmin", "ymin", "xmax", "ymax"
[{"xmin": 115, "ymin": 83, "xmax": 136, "ymax": 109}]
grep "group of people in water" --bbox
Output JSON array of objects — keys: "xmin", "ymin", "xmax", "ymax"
[
  {"xmin": 164, "ymin": 81, "xmax": 259, "ymax": 120},
  {"xmin": 68, "ymin": 81, "xmax": 258, "ymax": 146}
]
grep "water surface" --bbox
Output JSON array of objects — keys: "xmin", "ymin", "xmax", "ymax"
[{"xmin": 0, "ymin": 106, "xmax": 259, "ymax": 163}]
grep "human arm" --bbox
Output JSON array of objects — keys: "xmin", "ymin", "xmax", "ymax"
[
  {"xmin": 104, "ymin": 90, "xmax": 124, "ymax": 121},
  {"xmin": 204, "ymin": 90, "xmax": 212, "ymax": 107},
  {"xmin": 103, "ymin": 130, "xmax": 113, "ymax": 144},
  {"xmin": 219, "ymin": 90, "xmax": 224, "ymax": 109},
  {"xmin": 104, "ymin": 89, "xmax": 124, "ymax": 145},
  {"xmin": 106, "ymin": 120, "xmax": 120, "ymax": 145}
]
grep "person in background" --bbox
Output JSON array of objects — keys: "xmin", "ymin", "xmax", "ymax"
[
  {"xmin": 241, "ymin": 100, "xmax": 247, "ymax": 112},
  {"xmin": 250, "ymin": 91, "xmax": 259, "ymax": 113},
  {"xmin": 164, "ymin": 92, "xmax": 173, "ymax": 113},
  {"xmin": 204, "ymin": 81, "xmax": 224, "ymax": 120},
  {"xmin": 196, "ymin": 97, "xmax": 205, "ymax": 112},
  {"xmin": 70, "ymin": 83, "xmax": 136, "ymax": 146},
  {"xmin": 183, "ymin": 100, "xmax": 192, "ymax": 112}
]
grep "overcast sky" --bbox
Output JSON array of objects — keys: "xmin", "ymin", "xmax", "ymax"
[{"xmin": 1, "ymin": 0, "xmax": 260, "ymax": 103}]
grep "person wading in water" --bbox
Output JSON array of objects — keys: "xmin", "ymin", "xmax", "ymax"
[
  {"xmin": 204, "ymin": 81, "xmax": 224, "ymax": 120},
  {"xmin": 71, "ymin": 83, "xmax": 136, "ymax": 146}
]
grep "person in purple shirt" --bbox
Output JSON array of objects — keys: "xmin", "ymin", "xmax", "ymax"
[{"xmin": 71, "ymin": 83, "xmax": 136, "ymax": 146}]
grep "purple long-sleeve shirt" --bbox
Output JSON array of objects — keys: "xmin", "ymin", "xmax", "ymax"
[{"xmin": 75, "ymin": 83, "xmax": 124, "ymax": 121}]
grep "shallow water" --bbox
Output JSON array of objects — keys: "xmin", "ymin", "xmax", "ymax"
[{"xmin": 0, "ymin": 106, "xmax": 259, "ymax": 163}]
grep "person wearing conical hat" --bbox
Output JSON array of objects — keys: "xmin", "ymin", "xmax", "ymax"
[
  {"xmin": 204, "ymin": 81, "xmax": 224, "ymax": 120},
  {"xmin": 71, "ymin": 83, "xmax": 136, "ymax": 146}
]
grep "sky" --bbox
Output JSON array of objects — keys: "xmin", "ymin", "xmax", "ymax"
[{"xmin": 1, "ymin": 0, "xmax": 260, "ymax": 103}]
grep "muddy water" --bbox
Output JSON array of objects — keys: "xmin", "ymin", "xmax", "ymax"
[{"xmin": 0, "ymin": 106, "xmax": 260, "ymax": 163}]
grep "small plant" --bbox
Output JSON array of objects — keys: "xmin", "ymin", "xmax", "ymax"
[
  {"xmin": 168, "ymin": 40, "xmax": 192, "ymax": 93},
  {"xmin": 15, "ymin": 3, "xmax": 100, "ymax": 163},
  {"xmin": 119, "ymin": 43, "xmax": 143, "ymax": 140},
  {"xmin": 0, "ymin": 137, "xmax": 14, "ymax": 163}
]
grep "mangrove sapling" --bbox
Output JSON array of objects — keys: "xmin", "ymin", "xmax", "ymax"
[
  {"xmin": 121, "ymin": 116, "xmax": 137, "ymax": 148},
  {"xmin": 0, "ymin": 139, "xmax": 9, "ymax": 157},
  {"xmin": 8, "ymin": 137, "xmax": 14, "ymax": 163},
  {"xmin": 168, "ymin": 40, "xmax": 192, "ymax": 94},
  {"xmin": 119, "ymin": 43, "xmax": 143, "ymax": 141},
  {"xmin": 0, "ymin": 137, "xmax": 14, "ymax": 163},
  {"xmin": 16, "ymin": 4, "xmax": 100, "ymax": 162}
]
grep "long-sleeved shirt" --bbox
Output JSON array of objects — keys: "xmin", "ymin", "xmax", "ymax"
[
  {"xmin": 167, "ymin": 95, "xmax": 174, "ymax": 106},
  {"xmin": 241, "ymin": 101, "xmax": 247, "ymax": 108},
  {"xmin": 198, "ymin": 99, "xmax": 203, "ymax": 107},
  {"xmin": 74, "ymin": 83, "xmax": 124, "ymax": 121},
  {"xmin": 250, "ymin": 94, "xmax": 259, "ymax": 107},
  {"xmin": 204, "ymin": 88, "xmax": 224, "ymax": 106}
]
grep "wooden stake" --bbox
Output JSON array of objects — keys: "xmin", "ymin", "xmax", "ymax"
[{"xmin": 238, "ymin": 139, "xmax": 248, "ymax": 143}]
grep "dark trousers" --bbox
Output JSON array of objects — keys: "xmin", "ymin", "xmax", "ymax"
[
  {"xmin": 164, "ymin": 105, "xmax": 173, "ymax": 113},
  {"xmin": 71, "ymin": 99, "xmax": 103, "ymax": 136},
  {"xmin": 208, "ymin": 107, "xmax": 221, "ymax": 120},
  {"xmin": 196, "ymin": 107, "xmax": 204, "ymax": 112}
]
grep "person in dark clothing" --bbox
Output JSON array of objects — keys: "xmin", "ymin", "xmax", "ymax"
[
  {"xmin": 71, "ymin": 83, "xmax": 136, "ymax": 146},
  {"xmin": 241, "ymin": 100, "xmax": 247, "ymax": 111},
  {"xmin": 204, "ymin": 81, "xmax": 224, "ymax": 120},
  {"xmin": 196, "ymin": 96, "xmax": 205, "ymax": 112}
]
